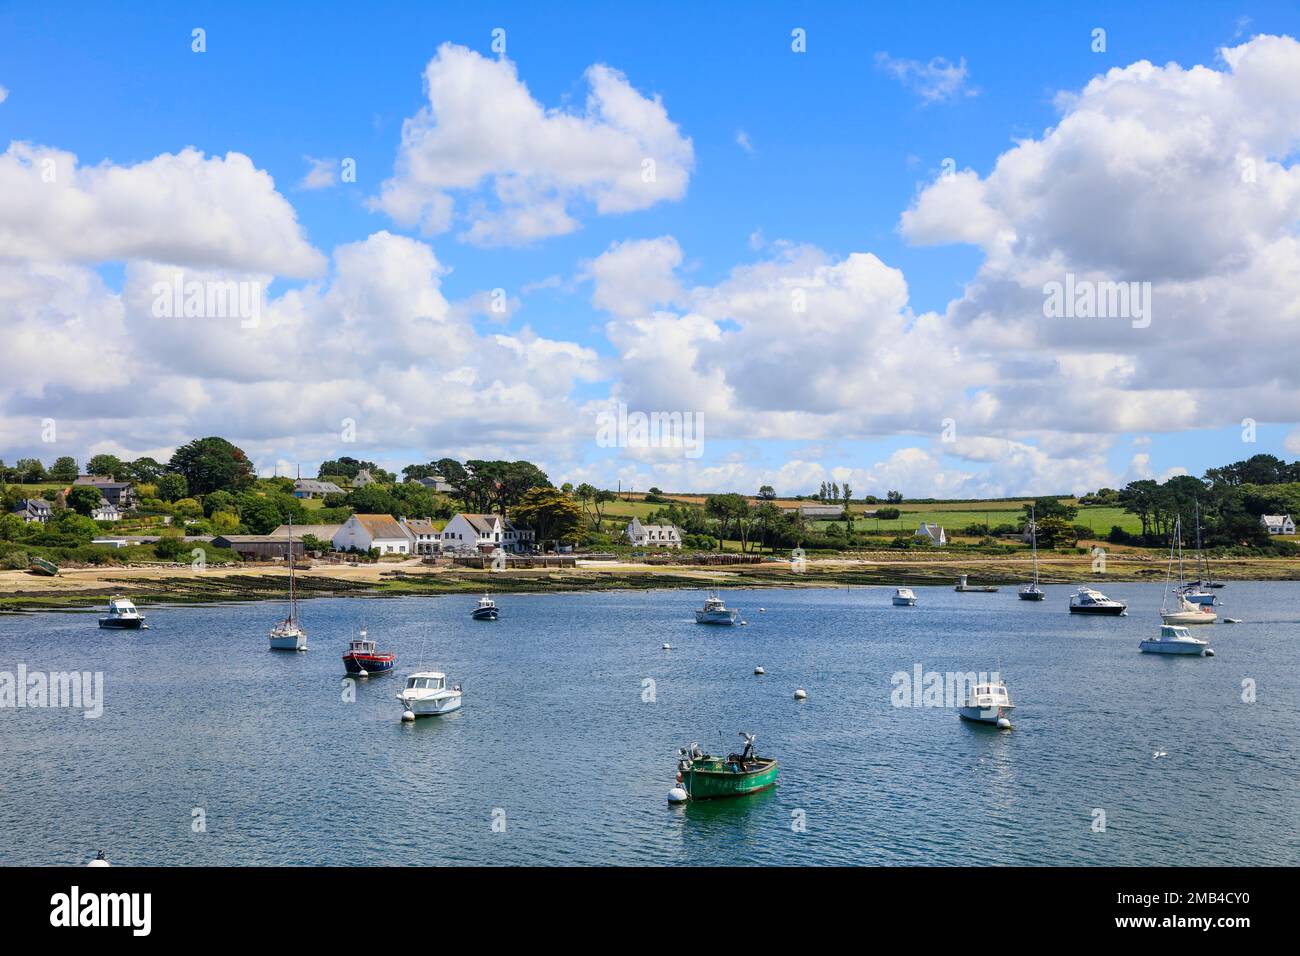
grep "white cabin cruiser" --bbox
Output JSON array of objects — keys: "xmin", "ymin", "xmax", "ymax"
[
  {"xmin": 1068, "ymin": 586, "xmax": 1127, "ymax": 615},
  {"xmin": 396, "ymin": 672, "xmax": 463, "ymax": 717},
  {"xmin": 695, "ymin": 592, "xmax": 739, "ymax": 624},
  {"xmin": 99, "ymin": 596, "xmax": 145, "ymax": 630},
  {"xmin": 892, "ymin": 587, "xmax": 917, "ymax": 606},
  {"xmin": 1140, "ymin": 624, "xmax": 1213, "ymax": 656},
  {"xmin": 958, "ymin": 681, "xmax": 1014, "ymax": 728}
]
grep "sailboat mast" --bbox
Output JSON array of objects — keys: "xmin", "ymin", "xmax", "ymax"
[
  {"xmin": 288, "ymin": 513, "xmax": 297, "ymax": 622},
  {"xmin": 1030, "ymin": 505, "xmax": 1039, "ymax": 585}
]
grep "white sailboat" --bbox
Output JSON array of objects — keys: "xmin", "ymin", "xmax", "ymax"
[
  {"xmin": 269, "ymin": 515, "xmax": 307, "ymax": 651},
  {"xmin": 1019, "ymin": 506, "xmax": 1046, "ymax": 601},
  {"xmin": 1160, "ymin": 516, "xmax": 1215, "ymax": 626},
  {"xmin": 1179, "ymin": 501, "xmax": 1219, "ymax": 606}
]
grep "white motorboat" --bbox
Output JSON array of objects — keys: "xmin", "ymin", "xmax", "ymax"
[
  {"xmin": 396, "ymin": 671, "xmax": 463, "ymax": 717},
  {"xmin": 99, "ymin": 596, "xmax": 145, "ymax": 630},
  {"xmin": 1019, "ymin": 506, "xmax": 1047, "ymax": 600},
  {"xmin": 892, "ymin": 587, "xmax": 917, "ymax": 606},
  {"xmin": 695, "ymin": 592, "xmax": 739, "ymax": 624},
  {"xmin": 269, "ymin": 516, "xmax": 307, "ymax": 651},
  {"xmin": 958, "ymin": 680, "xmax": 1014, "ymax": 728},
  {"xmin": 1068, "ymin": 586, "xmax": 1126, "ymax": 615},
  {"xmin": 1160, "ymin": 516, "xmax": 1215, "ymax": 625},
  {"xmin": 1140, "ymin": 624, "xmax": 1213, "ymax": 656}
]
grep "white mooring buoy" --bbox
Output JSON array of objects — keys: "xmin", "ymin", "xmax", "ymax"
[
  {"xmin": 357, "ymin": 669, "xmax": 369, "ymax": 678},
  {"xmin": 996, "ymin": 717, "xmax": 1012, "ymax": 730},
  {"xmin": 667, "ymin": 786, "xmax": 688, "ymax": 804},
  {"xmin": 759, "ymin": 608, "xmax": 766, "ymax": 613},
  {"xmin": 401, "ymin": 709, "xmax": 416, "ymax": 722},
  {"xmin": 662, "ymin": 643, "xmax": 673, "ymax": 650},
  {"xmin": 754, "ymin": 666, "xmax": 765, "ymax": 675},
  {"xmin": 87, "ymin": 850, "xmax": 110, "ymax": 867},
  {"xmin": 794, "ymin": 688, "xmax": 807, "ymax": 700}
]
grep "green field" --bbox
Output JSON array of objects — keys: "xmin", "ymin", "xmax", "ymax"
[{"xmin": 601, "ymin": 495, "xmax": 1143, "ymax": 538}]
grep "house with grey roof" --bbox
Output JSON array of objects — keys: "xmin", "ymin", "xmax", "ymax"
[
  {"xmin": 12, "ymin": 498, "xmax": 53, "ymax": 523},
  {"xmin": 293, "ymin": 479, "xmax": 345, "ymax": 499}
]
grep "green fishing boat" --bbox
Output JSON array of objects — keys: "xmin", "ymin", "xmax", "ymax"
[
  {"xmin": 673, "ymin": 733, "xmax": 779, "ymax": 800},
  {"xmin": 28, "ymin": 557, "xmax": 59, "ymax": 577}
]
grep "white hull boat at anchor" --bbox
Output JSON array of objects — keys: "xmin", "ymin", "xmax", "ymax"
[
  {"xmin": 695, "ymin": 592, "xmax": 739, "ymax": 624},
  {"xmin": 268, "ymin": 515, "xmax": 307, "ymax": 650},
  {"xmin": 397, "ymin": 671, "xmax": 463, "ymax": 718},
  {"xmin": 99, "ymin": 596, "xmax": 146, "ymax": 630},
  {"xmin": 1068, "ymin": 586, "xmax": 1127, "ymax": 615},
  {"xmin": 1160, "ymin": 595, "xmax": 1217, "ymax": 626},
  {"xmin": 1160, "ymin": 516, "xmax": 1215, "ymax": 625},
  {"xmin": 892, "ymin": 588, "xmax": 917, "ymax": 606},
  {"xmin": 1140, "ymin": 624, "xmax": 1214, "ymax": 656},
  {"xmin": 958, "ymin": 681, "xmax": 1014, "ymax": 729},
  {"xmin": 268, "ymin": 619, "xmax": 307, "ymax": 651}
]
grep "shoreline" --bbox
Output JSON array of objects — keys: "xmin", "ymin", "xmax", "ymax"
[{"xmin": 3, "ymin": 551, "xmax": 1297, "ymax": 612}]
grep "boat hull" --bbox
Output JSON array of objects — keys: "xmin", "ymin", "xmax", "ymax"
[
  {"xmin": 98, "ymin": 618, "xmax": 143, "ymax": 630},
  {"xmin": 1018, "ymin": 588, "xmax": 1046, "ymax": 601},
  {"xmin": 401, "ymin": 694, "xmax": 462, "ymax": 716},
  {"xmin": 679, "ymin": 758, "xmax": 778, "ymax": 799},
  {"xmin": 1181, "ymin": 591, "xmax": 1217, "ymax": 606},
  {"xmin": 1069, "ymin": 604, "xmax": 1126, "ymax": 615},
  {"xmin": 958, "ymin": 704, "xmax": 1015, "ymax": 724},
  {"xmin": 343, "ymin": 654, "xmax": 395, "ymax": 674},
  {"xmin": 471, "ymin": 607, "xmax": 498, "ymax": 620},
  {"xmin": 1160, "ymin": 612, "xmax": 1215, "ymax": 626},
  {"xmin": 695, "ymin": 610, "xmax": 739, "ymax": 624},
  {"xmin": 1139, "ymin": 640, "xmax": 1209, "ymax": 655},
  {"xmin": 269, "ymin": 631, "xmax": 307, "ymax": 651},
  {"xmin": 892, "ymin": 597, "xmax": 916, "ymax": 606}
]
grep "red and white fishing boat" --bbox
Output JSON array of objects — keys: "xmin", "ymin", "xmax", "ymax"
[{"xmin": 342, "ymin": 629, "xmax": 395, "ymax": 676}]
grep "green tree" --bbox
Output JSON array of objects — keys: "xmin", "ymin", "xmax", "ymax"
[
  {"xmin": 86, "ymin": 454, "xmax": 124, "ymax": 479},
  {"xmin": 168, "ymin": 437, "xmax": 255, "ymax": 496},
  {"xmin": 511, "ymin": 487, "xmax": 584, "ymax": 545},
  {"xmin": 157, "ymin": 473, "xmax": 189, "ymax": 502},
  {"xmin": 66, "ymin": 486, "xmax": 102, "ymax": 516},
  {"xmin": 49, "ymin": 456, "xmax": 79, "ymax": 481}
]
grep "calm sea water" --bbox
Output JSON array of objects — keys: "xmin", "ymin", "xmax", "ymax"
[{"xmin": 1, "ymin": 582, "xmax": 1297, "ymax": 866}]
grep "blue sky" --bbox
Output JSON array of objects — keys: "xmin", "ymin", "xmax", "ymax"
[{"xmin": 2, "ymin": 2, "xmax": 1298, "ymax": 496}]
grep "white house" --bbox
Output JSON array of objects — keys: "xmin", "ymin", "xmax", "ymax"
[
  {"xmin": 915, "ymin": 522, "xmax": 947, "ymax": 546},
  {"xmin": 399, "ymin": 517, "xmax": 441, "ymax": 555},
  {"xmin": 350, "ymin": 469, "xmax": 377, "ymax": 488},
  {"xmin": 1260, "ymin": 514, "xmax": 1296, "ymax": 535},
  {"xmin": 332, "ymin": 513, "xmax": 411, "ymax": 555},
  {"xmin": 91, "ymin": 499, "xmax": 121, "ymax": 522},
  {"xmin": 293, "ymin": 479, "xmax": 344, "ymax": 499},
  {"xmin": 625, "ymin": 517, "xmax": 682, "ymax": 549},
  {"xmin": 12, "ymin": 498, "xmax": 52, "ymax": 523},
  {"xmin": 440, "ymin": 513, "xmax": 535, "ymax": 553}
]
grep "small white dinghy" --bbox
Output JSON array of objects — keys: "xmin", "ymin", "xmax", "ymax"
[
  {"xmin": 396, "ymin": 671, "xmax": 463, "ymax": 718},
  {"xmin": 958, "ymin": 680, "xmax": 1014, "ymax": 729},
  {"xmin": 892, "ymin": 587, "xmax": 917, "ymax": 606},
  {"xmin": 1140, "ymin": 624, "xmax": 1213, "ymax": 656}
]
